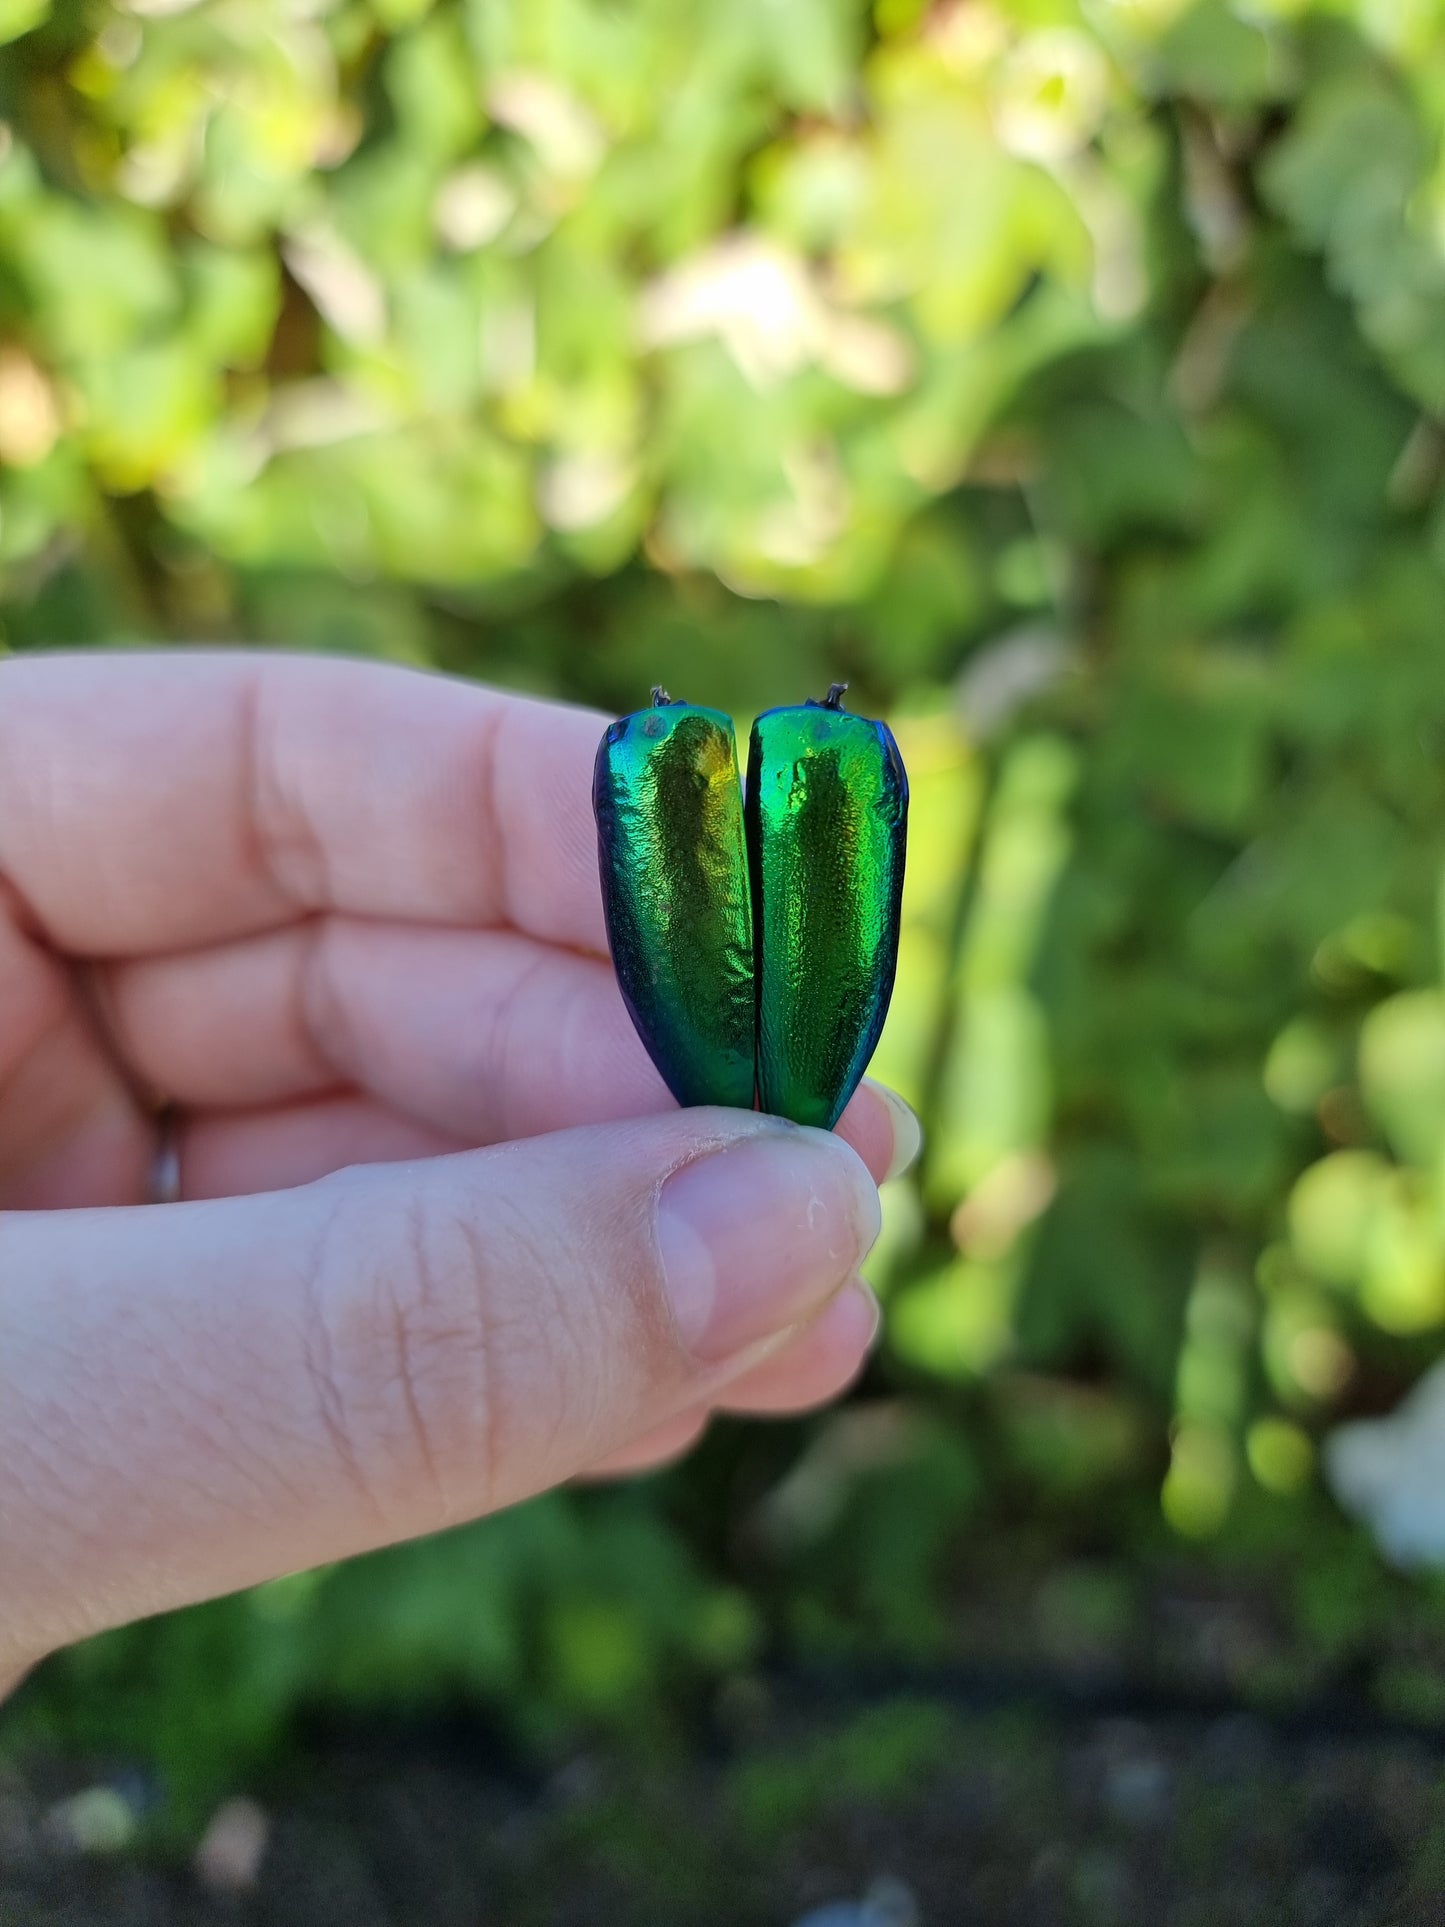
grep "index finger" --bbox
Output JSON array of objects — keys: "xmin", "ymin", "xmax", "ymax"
[{"xmin": 0, "ymin": 651, "xmax": 610, "ymax": 958}]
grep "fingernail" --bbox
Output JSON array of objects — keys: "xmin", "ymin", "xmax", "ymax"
[
  {"xmin": 838, "ymin": 1275, "xmax": 883, "ymax": 1354},
  {"xmin": 659, "ymin": 1129, "xmax": 882, "ymax": 1361},
  {"xmin": 857, "ymin": 1277, "xmax": 884, "ymax": 1351},
  {"xmin": 866, "ymin": 1080, "xmax": 923, "ymax": 1181}
]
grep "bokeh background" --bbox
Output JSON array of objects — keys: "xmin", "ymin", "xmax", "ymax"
[{"xmin": 8, "ymin": 0, "xmax": 1445, "ymax": 1917}]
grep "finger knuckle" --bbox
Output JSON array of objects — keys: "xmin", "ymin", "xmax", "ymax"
[
  {"xmin": 242, "ymin": 667, "xmax": 332, "ymax": 911},
  {"xmin": 296, "ymin": 918, "xmax": 363, "ymax": 1079}
]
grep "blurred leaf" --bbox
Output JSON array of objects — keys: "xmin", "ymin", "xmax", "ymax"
[
  {"xmin": 0, "ymin": 0, "xmax": 47, "ymax": 46},
  {"xmin": 1154, "ymin": 0, "xmax": 1280, "ymax": 107},
  {"xmin": 1289, "ymin": 1150, "xmax": 1390, "ymax": 1291},
  {"xmin": 1360, "ymin": 990, "xmax": 1445, "ymax": 1169}
]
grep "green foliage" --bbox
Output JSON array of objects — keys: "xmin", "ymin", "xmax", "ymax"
[
  {"xmin": 7, "ymin": 0, "xmax": 1445, "ymax": 1820},
  {"xmin": 729, "ymin": 1700, "xmax": 955, "ymax": 1838}
]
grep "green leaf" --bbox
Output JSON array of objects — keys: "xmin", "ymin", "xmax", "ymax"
[
  {"xmin": 0, "ymin": 0, "xmax": 47, "ymax": 44},
  {"xmin": 1360, "ymin": 990, "xmax": 1445, "ymax": 1169}
]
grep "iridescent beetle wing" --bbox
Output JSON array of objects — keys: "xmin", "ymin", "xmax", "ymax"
[
  {"xmin": 747, "ymin": 688, "xmax": 908, "ymax": 1129},
  {"xmin": 594, "ymin": 695, "xmax": 756, "ymax": 1110}
]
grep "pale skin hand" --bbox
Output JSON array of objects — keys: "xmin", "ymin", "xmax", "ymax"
[{"xmin": 0, "ymin": 652, "xmax": 914, "ymax": 1695}]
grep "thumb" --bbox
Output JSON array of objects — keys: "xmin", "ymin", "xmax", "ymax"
[{"xmin": 0, "ymin": 1110, "xmax": 879, "ymax": 1667}]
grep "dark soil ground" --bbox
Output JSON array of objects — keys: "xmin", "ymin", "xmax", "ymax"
[
  {"xmin": 7, "ymin": 1685, "xmax": 1445, "ymax": 1927},
  {"xmin": 12, "ymin": 1529, "xmax": 1445, "ymax": 1925}
]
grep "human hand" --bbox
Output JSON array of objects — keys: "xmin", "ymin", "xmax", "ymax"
[{"xmin": 0, "ymin": 652, "xmax": 917, "ymax": 1687}]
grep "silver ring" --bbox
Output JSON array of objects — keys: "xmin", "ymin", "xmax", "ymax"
[{"xmin": 148, "ymin": 1105, "xmax": 182, "ymax": 1206}]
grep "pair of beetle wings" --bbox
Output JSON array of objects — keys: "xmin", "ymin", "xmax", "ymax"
[{"xmin": 594, "ymin": 686, "xmax": 908, "ymax": 1130}]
